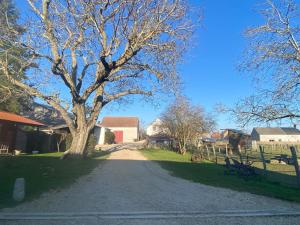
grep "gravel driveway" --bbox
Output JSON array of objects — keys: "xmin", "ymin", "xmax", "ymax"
[{"xmin": 2, "ymin": 146, "xmax": 300, "ymax": 224}]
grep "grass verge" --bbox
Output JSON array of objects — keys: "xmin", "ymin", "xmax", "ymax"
[
  {"xmin": 0, "ymin": 151, "xmax": 109, "ymax": 209},
  {"xmin": 142, "ymin": 148, "xmax": 300, "ymax": 202}
]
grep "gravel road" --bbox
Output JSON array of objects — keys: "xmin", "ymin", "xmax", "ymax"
[{"xmin": 1, "ymin": 146, "xmax": 300, "ymax": 224}]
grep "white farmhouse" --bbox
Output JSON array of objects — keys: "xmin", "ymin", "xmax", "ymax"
[
  {"xmin": 146, "ymin": 118, "xmax": 165, "ymax": 136},
  {"xmin": 251, "ymin": 127, "xmax": 300, "ymax": 143},
  {"xmin": 95, "ymin": 117, "xmax": 139, "ymax": 145}
]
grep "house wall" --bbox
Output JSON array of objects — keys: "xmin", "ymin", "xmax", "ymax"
[
  {"xmin": 146, "ymin": 119, "xmax": 168, "ymax": 136},
  {"xmin": 259, "ymin": 134, "xmax": 300, "ymax": 142},
  {"xmin": 108, "ymin": 127, "xmax": 138, "ymax": 143},
  {"xmin": 96, "ymin": 126, "xmax": 138, "ymax": 145},
  {"xmin": 147, "ymin": 119, "xmax": 161, "ymax": 136}
]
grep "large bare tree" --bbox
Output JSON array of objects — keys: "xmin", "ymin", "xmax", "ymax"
[
  {"xmin": 229, "ymin": 0, "xmax": 300, "ymax": 126},
  {"xmin": 0, "ymin": 0, "xmax": 195, "ymax": 158},
  {"xmin": 160, "ymin": 96, "xmax": 215, "ymax": 155}
]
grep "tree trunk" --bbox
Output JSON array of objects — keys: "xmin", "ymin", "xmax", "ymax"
[
  {"xmin": 62, "ymin": 130, "xmax": 90, "ymax": 159},
  {"xmin": 178, "ymin": 140, "xmax": 186, "ymax": 155},
  {"xmin": 61, "ymin": 104, "xmax": 98, "ymax": 159},
  {"xmin": 61, "ymin": 107, "xmax": 92, "ymax": 159}
]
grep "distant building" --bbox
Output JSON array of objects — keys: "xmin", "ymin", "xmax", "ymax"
[
  {"xmin": 211, "ymin": 132, "xmax": 222, "ymax": 139},
  {"xmin": 21, "ymin": 103, "xmax": 66, "ymax": 126},
  {"xmin": 146, "ymin": 118, "xmax": 173, "ymax": 148},
  {"xmin": 95, "ymin": 117, "xmax": 139, "ymax": 144},
  {"xmin": 251, "ymin": 127, "xmax": 300, "ymax": 142},
  {"xmin": 146, "ymin": 118, "xmax": 165, "ymax": 136},
  {"xmin": 221, "ymin": 128, "xmax": 251, "ymax": 150}
]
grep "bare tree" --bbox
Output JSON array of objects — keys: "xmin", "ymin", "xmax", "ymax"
[
  {"xmin": 0, "ymin": 0, "xmax": 195, "ymax": 158},
  {"xmin": 231, "ymin": 0, "xmax": 300, "ymax": 126},
  {"xmin": 233, "ymin": 0, "xmax": 300, "ymax": 125},
  {"xmin": 160, "ymin": 96, "xmax": 215, "ymax": 155}
]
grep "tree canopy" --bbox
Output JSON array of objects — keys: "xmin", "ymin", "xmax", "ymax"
[
  {"xmin": 230, "ymin": 0, "xmax": 300, "ymax": 127},
  {"xmin": 0, "ymin": 0, "xmax": 31, "ymax": 113}
]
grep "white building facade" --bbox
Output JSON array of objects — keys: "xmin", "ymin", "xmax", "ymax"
[
  {"xmin": 251, "ymin": 127, "xmax": 300, "ymax": 143},
  {"xmin": 146, "ymin": 118, "xmax": 165, "ymax": 136},
  {"xmin": 95, "ymin": 117, "xmax": 139, "ymax": 145}
]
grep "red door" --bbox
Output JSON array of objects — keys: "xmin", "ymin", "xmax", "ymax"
[{"xmin": 113, "ymin": 131, "xmax": 123, "ymax": 143}]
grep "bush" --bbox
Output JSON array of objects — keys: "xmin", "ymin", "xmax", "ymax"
[
  {"xmin": 105, "ymin": 130, "xmax": 115, "ymax": 144},
  {"xmin": 65, "ymin": 133, "xmax": 73, "ymax": 150},
  {"xmin": 87, "ymin": 134, "xmax": 97, "ymax": 153}
]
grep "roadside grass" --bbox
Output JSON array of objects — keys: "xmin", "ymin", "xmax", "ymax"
[
  {"xmin": 0, "ymin": 151, "xmax": 109, "ymax": 209},
  {"xmin": 142, "ymin": 148, "xmax": 300, "ymax": 202}
]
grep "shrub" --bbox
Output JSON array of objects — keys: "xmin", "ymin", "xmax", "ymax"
[
  {"xmin": 105, "ymin": 130, "xmax": 115, "ymax": 144},
  {"xmin": 87, "ymin": 134, "xmax": 97, "ymax": 153},
  {"xmin": 65, "ymin": 133, "xmax": 73, "ymax": 150}
]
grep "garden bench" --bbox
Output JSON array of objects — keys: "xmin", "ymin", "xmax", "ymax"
[{"xmin": 0, "ymin": 144, "xmax": 9, "ymax": 155}]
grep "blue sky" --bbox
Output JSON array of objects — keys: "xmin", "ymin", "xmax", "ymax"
[{"xmin": 16, "ymin": 0, "xmax": 264, "ymax": 130}]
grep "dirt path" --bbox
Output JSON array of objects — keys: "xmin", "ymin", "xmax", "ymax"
[{"xmin": 2, "ymin": 148, "xmax": 300, "ymax": 224}]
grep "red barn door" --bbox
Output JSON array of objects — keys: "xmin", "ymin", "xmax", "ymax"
[{"xmin": 113, "ymin": 130, "xmax": 123, "ymax": 143}]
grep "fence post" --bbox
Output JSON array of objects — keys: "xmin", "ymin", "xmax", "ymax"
[
  {"xmin": 205, "ymin": 145, "xmax": 210, "ymax": 160},
  {"xmin": 225, "ymin": 144, "xmax": 228, "ymax": 157},
  {"xmin": 290, "ymin": 146, "xmax": 300, "ymax": 187},
  {"xmin": 212, "ymin": 145, "xmax": 217, "ymax": 164},
  {"xmin": 259, "ymin": 145, "xmax": 267, "ymax": 174}
]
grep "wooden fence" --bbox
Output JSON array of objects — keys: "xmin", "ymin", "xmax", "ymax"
[{"xmin": 196, "ymin": 143, "xmax": 300, "ymax": 188}]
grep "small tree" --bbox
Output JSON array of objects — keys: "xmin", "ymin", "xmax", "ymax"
[
  {"xmin": 160, "ymin": 96, "xmax": 215, "ymax": 155},
  {"xmin": 104, "ymin": 130, "xmax": 115, "ymax": 145},
  {"xmin": 56, "ymin": 132, "xmax": 68, "ymax": 152}
]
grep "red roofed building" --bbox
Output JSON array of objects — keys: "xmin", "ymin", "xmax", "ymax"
[
  {"xmin": 0, "ymin": 111, "xmax": 44, "ymax": 153},
  {"xmin": 95, "ymin": 117, "xmax": 139, "ymax": 144}
]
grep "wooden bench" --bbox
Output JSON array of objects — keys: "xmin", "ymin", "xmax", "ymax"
[{"xmin": 0, "ymin": 144, "xmax": 9, "ymax": 155}]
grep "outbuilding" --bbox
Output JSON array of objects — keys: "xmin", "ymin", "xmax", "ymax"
[
  {"xmin": 0, "ymin": 111, "xmax": 44, "ymax": 153},
  {"xmin": 96, "ymin": 117, "xmax": 139, "ymax": 144},
  {"xmin": 251, "ymin": 127, "xmax": 300, "ymax": 143}
]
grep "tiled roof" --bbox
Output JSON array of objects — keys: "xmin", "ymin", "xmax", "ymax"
[
  {"xmin": 0, "ymin": 111, "xmax": 44, "ymax": 126},
  {"xmin": 254, "ymin": 127, "xmax": 300, "ymax": 135},
  {"xmin": 100, "ymin": 117, "xmax": 139, "ymax": 128}
]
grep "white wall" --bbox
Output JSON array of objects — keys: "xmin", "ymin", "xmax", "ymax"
[
  {"xmin": 94, "ymin": 126, "xmax": 106, "ymax": 145},
  {"xmin": 108, "ymin": 127, "xmax": 138, "ymax": 143},
  {"xmin": 147, "ymin": 118, "xmax": 166, "ymax": 136},
  {"xmin": 95, "ymin": 126, "xmax": 138, "ymax": 144},
  {"xmin": 259, "ymin": 134, "xmax": 300, "ymax": 142}
]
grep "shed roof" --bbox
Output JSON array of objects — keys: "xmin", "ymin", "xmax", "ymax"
[
  {"xmin": 253, "ymin": 127, "xmax": 300, "ymax": 135},
  {"xmin": 0, "ymin": 111, "xmax": 44, "ymax": 126},
  {"xmin": 100, "ymin": 117, "xmax": 139, "ymax": 128}
]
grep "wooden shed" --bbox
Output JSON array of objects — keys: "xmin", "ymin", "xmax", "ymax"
[{"xmin": 0, "ymin": 111, "xmax": 44, "ymax": 153}]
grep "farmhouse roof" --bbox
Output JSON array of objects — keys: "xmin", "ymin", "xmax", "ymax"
[
  {"xmin": 253, "ymin": 127, "xmax": 300, "ymax": 135},
  {"xmin": 0, "ymin": 111, "xmax": 44, "ymax": 126},
  {"xmin": 100, "ymin": 117, "xmax": 139, "ymax": 128}
]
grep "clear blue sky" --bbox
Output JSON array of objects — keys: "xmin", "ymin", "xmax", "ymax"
[{"xmin": 16, "ymin": 0, "xmax": 263, "ymax": 130}]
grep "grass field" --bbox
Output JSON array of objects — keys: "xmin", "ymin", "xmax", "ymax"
[
  {"xmin": 142, "ymin": 148, "xmax": 300, "ymax": 202},
  {"xmin": 0, "ymin": 151, "xmax": 109, "ymax": 209}
]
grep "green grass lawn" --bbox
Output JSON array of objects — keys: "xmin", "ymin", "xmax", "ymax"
[
  {"xmin": 0, "ymin": 151, "xmax": 109, "ymax": 209},
  {"xmin": 142, "ymin": 148, "xmax": 300, "ymax": 202}
]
